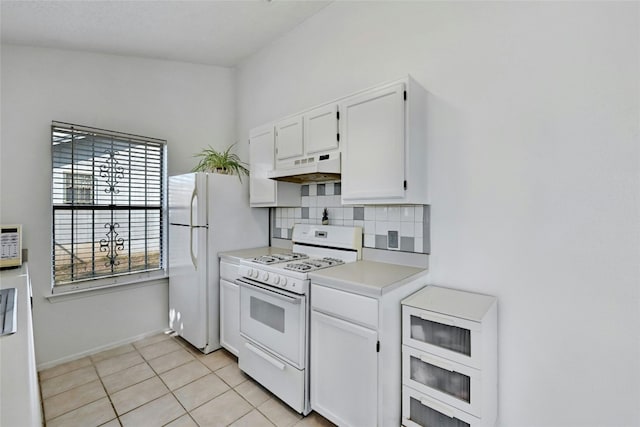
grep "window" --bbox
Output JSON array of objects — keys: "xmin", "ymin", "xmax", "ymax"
[
  {"xmin": 64, "ymin": 171, "xmax": 94, "ymax": 204},
  {"xmin": 51, "ymin": 121, "xmax": 166, "ymax": 291}
]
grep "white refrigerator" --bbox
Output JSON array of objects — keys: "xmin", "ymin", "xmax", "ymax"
[{"xmin": 169, "ymin": 172, "xmax": 268, "ymax": 353}]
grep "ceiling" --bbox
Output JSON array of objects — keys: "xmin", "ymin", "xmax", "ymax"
[{"xmin": 0, "ymin": 0, "xmax": 332, "ymax": 67}]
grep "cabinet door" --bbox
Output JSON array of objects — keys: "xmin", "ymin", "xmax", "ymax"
[
  {"xmin": 305, "ymin": 104, "xmax": 339, "ymax": 155},
  {"xmin": 220, "ymin": 279, "xmax": 240, "ymax": 356},
  {"xmin": 402, "ymin": 386, "xmax": 481, "ymax": 427},
  {"xmin": 275, "ymin": 116, "xmax": 304, "ymax": 161},
  {"xmin": 403, "ymin": 345, "xmax": 482, "ymax": 417},
  {"xmin": 311, "ymin": 310, "xmax": 378, "ymax": 427},
  {"xmin": 340, "ymin": 83, "xmax": 406, "ymax": 202},
  {"xmin": 402, "ymin": 305, "xmax": 482, "ymax": 369},
  {"xmin": 249, "ymin": 126, "xmax": 276, "ymax": 206}
]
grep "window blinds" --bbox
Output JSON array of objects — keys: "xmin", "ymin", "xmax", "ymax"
[{"xmin": 51, "ymin": 122, "xmax": 166, "ymax": 286}]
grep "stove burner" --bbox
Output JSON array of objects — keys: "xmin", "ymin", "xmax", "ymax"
[
  {"xmin": 283, "ymin": 257, "xmax": 345, "ymax": 272},
  {"xmin": 322, "ymin": 257, "xmax": 344, "ymax": 266},
  {"xmin": 251, "ymin": 253, "xmax": 308, "ymax": 265},
  {"xmin": 285, "ymin": 263, "xmax": 314, "ymax": 272}
]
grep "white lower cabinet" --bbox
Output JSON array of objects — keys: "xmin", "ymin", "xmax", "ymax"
[
  {"xmin": 402, "ymin": 385, "xmax": 481, "ymax": 427},
  {"xmin": 401, "ymin": 286, "xmax": 497, "ymax": 427},
  {"xmin": 219, "ymin": 260, "xmax": 241, "ymax": 356},
  {"xmin": 220, "ymin": 278, "xmax": 240, "ymax": 356},
  {"xmin": 310, "ymin": 310, "xmax": 378, "ymax": 427},
  {"xmin": 309, "ymin": 273, "xmax": 425, "ymax": 427},
  {"xmin": 402, "ymin": 345, "xmax": 482, "ymax": 417}
]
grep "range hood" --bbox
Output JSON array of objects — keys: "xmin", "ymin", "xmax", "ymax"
[{"xmin": 268, "ymin": 152, "xmax": 341, "ymax": 184}]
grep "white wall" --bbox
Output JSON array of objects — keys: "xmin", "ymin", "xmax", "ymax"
[
  {"xmin": 236, "ymin": 2, "xmax": 639, "ymax": 426},
  {"xmin": 0, "ymin": 45, "xmax": 236, "ymax": 366}
]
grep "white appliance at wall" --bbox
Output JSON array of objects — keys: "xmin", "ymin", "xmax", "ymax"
[{"xmin": 169, "ymin": 172, "xmax": 268, "ymax": 354}]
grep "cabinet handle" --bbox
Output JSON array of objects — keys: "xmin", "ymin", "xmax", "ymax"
[
  {"xmin": 419, "ymin": 313, "xmax": 456, "ymax": 327},
  {"xmin": 419, "ymin": 353, "xmax": 456, "ymax": 372},
  {"xmin": 419, "ymin": 395, "xmax": 456, "ymax": 418}
]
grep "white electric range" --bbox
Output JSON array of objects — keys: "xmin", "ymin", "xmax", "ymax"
[{"xmin": 236, "ymin": 224, "xmax": 362, "ymax": 415}]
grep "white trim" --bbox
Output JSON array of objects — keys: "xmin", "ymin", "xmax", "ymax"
[
  {"xmin": 270, "ymin": 237, "xmax": 293, "ymax": 249},
  {"xmin": 45, "ymin": 272, "xmax": 167, "ymax": 303},
  {"xmin": 36, "ymin": 328, "xmax": 172, "ymax": 371},
  {"xmin": 362, "ymin": 247, "xmax": 429, "ymax": 269}
]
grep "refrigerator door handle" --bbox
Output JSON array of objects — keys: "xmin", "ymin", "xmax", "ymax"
[
  {"xmin": 190, "ymin": 226, "xmax": 198, "ymax": 269},
  {"xmin": 189, "ymin": 186, "xmax": 197, "ymax": 227}
]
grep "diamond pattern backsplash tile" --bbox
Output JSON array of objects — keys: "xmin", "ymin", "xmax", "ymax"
[{"xmin": 272, "ymin": 182, "xmax": 430, "ymax": 254}]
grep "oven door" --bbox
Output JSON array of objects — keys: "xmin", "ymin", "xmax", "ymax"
[{"xmin": 237, "ymin": 278, "xmax": 306, "ymax": 368}]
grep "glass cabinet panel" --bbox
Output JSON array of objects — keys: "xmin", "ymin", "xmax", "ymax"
[
  {"xmin": 409, "ymin": 355, "xmax": 470, "ymax": 403},
  {"xmin": 410, "ymin": 315, "xmax": 471, "ymax": 356},
  {"xmin": 409, "ymin": 397, "xmax": 470, "ymax": 427}
]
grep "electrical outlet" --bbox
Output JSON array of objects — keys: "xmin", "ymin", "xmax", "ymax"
[{"xmin": 388, "ymin": 230, "xmax": 399, "ymax": 250}]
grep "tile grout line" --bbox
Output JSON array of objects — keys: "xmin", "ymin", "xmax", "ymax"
[
  {"xmin": 164, "ymin": 337, "xmax": 274, "ymax": 426},
  {"xmin": 149, "ymin": 342, "xmax": 193, "ymax": 426},
  {"xmin": 146, "ymin": 337, "xmax": 256, "ymax": 426},
  {"xmin": 166, "ymin": 338, "xmax": 300, "ymax": 427},
  {"xmin": 91, "ymin": 355, "xmax": 121, "ymax": 427},
  {"xmin": 111, "ymin": 338, "xmax": 180, "ymax": 424},
  {"xmin": 135, "ymin": 336, "xmax": 234, "ymax": 426},
  {"xmin": 164, "ymin": 340, "xmax": 242, "ymax": 425},
  {"xmin": 105, "ymin": 336, "xmax": 185, "ymax": 425},
  {"xmin": 40, "ymin": 335, "xmax": 318, "ymax": 427},
  {"xmin": 41, "ymin": 336, "xmax": 172, "ymax": 425}
]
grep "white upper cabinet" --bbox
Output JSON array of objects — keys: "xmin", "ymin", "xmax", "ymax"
[
  {"xmin": 249, "ymin": 125, "xmax": 300, "ymax": 207},
  {"xmin": 340, "ymin": 83, "xmax": 406, "ymax": 202},
  {"xmin": 273, "ymin": 103, "xmax": 340, "ymax": 171},
  {"xmin": 249, "ymin": 125, "xmax": 276, "ymax": 206},
  {"xmin": 340, "ymin": 76, "xmax": 428, "ymax": 205},
  {"xmin": 305, "ymin": 103, "xmax": 339, "ymax": 155},
  {"xmin": 275, "ymin": 116, "xmax": 304, "ymax": 161}
]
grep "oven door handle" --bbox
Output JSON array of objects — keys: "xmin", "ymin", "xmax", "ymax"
[
  {"xmin": 235, "ymin": 278, "xmax": 302, "ymax": 305},
  {"xmin": 245, "ymin": 342, "xmax": 285, "ymax": 370}
]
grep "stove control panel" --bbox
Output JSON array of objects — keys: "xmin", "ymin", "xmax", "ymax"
[{"xmin": 239, "ymin": 265, "xmax": 305, "ymax": 294}]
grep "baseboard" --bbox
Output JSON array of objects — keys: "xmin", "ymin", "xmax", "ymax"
[{"xmin": 36, "ymin": 328, "xmax": 172, "ymax": 371}]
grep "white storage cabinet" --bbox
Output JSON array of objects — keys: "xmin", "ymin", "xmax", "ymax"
[
  {"xmin": 304, "ymin": 103, "xmax": 339, "ymax": 155},
  {"xmin": 401, "ymin": 286, "xmax": 497, "ymax": 427},
  {"xmin": 272, "ymin": 102, "xmax": 340, "ymax": 175},
  {"xmin": 310, "ymin": 277, "xmax": 424, "ymax": 427},
  {"xmin": 339, "ymin": 76, "xmax": 428, "ymax": 205},
  {"xmin": 249, "ymin": 125, "xmax": 300, "ymax": 207},
  {"xmin": 275, "ymin": 116, "xmax": 304, "ymax": 161},
  {"xmin": 219, "ymin": 259, "xmax": 241, "ymax": 356},
  {"xmin": 310, "ymin": 285, "xmax": 378, "ymax": 427}
]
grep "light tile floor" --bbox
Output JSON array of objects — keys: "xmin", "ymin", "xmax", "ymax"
[{"xmin": 38, "ymin": 332, "xmax": 335, "ymax": 427}]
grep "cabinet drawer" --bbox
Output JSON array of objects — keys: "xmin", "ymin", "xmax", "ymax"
[
  {"xmin": 403, "ymin": 306, "xmax": 482, "ymax": 369},
  {"xmin": 311, "ymin": 284, "xmax": 378, "ymax": 329},
  {"xmin": 402, "ymin": 345, "xmax": 481, "ymax": 417},
  {"xmin": 220, "ymin": 261, "xmax": 239, "ymax": 281},
  {"xmin": 402, "ymin": 385, "xmax": 481, "ymax": 427}
]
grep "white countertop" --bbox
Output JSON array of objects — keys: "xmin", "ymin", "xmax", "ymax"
[
  {"xmin": 0, "ymin": 263, "xmax": 42, "ymax": 427},
  {"xmin": 309, "ymin": 260, "xmax": 428, "ymax": 298},
  {"xmin": 402, "ymin": 285, "xmax": 497, "ymax": 322},
  {"xmin": 218, "ymin": 246, "xmax": 291, "ymax": 263}
]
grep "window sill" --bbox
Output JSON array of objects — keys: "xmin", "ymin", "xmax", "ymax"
[{"xmin": 45, "ymin": 271, "xmax": 168, "ymax": 303}]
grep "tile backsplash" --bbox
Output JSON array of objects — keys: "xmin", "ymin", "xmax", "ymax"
[{"xmin": 271, "ymin": 182, "xmax": 430, "ymax": 254}]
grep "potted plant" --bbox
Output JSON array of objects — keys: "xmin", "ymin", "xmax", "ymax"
[{"xmin": 192, "ymin": 143, "xmax": 249, "ymax": 182}]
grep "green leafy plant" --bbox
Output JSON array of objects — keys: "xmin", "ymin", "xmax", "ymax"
[{"xmin": 192, "ymin": 143, "xmax": 249, "ymax": 182}]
